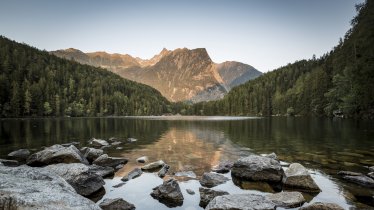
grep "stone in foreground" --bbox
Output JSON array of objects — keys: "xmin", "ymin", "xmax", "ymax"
[
  {"xmin": 99, "ymin": 198, "xmax": 135, "ymax": 210},
  {"xmin": 93, "ymin": 154, "xmax": 128, "ymax": 168},
  {"xmin": 44, "ymin": 163, "xmax": 105, "ymax": 196},
  {"xmin": 141, "ymin": 160, "xmax": 165, "ymax": 171},
  {"xmin": 266, "ymin": 191, "xmax": 305, "ymax": 208},
  {"xmin": 7, "ymin": 149, "xmax": 30, "ymax": 161},
  {"xmin": 231, "ymin": 155, "xmax": 284, "ymax": 183},
  {"xmin": 300, "ymin": 202, "xmax": 344, "ymax": 210},
  {"xmin": 27, "ymin": 144, "xmax": 88, "ymax": 166},
  {"xmin": 121, "ymin": 168, "xmax": 143, "ymax": 181},
  {"xmin": 0, "ymin": 165, "xmax": 100, "ymax": 209},
  {"xmin": 282, "ymin": 163, "xmax": 321, "ymax": 192},
  {"xmin": 151, "ymin": 179, "xmax": 184, "ymax": 207},
  {"xmin": 205, "ymin": 194, "xmax": 276, "ymax": 210},
  {"xmin": 199, "ymin": 172, "xmax": 230, "ymax": 188},
  {"xmin": 199, "ymin": 187, "xmax": 229, "ymax": 208}
]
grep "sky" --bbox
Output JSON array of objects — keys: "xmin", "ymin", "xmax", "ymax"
[{"xmin": 0, "ymin": 0, "xmax": 362, "ymax": 72}]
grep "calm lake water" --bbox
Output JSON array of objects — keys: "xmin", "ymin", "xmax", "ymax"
[{"xmin": 0, "ymin": 116, "xmax": 373, "ymax": 209}]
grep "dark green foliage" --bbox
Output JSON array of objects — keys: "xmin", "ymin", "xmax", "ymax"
[
  {"xmin": 192, "ymin": 1, "xmax": 374, "ymax": 118},
  {"xmin": 0, "ymin": 37, "xmax": 170, "ymax": 117}
]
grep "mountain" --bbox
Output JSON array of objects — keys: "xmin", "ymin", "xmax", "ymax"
[
  {"xmin": 0, "ymin": 36, "xmax": 170, "ymax": 117},
  {"xmin": 51, "ymin": 48, "xmax": 261, "ymax": 102},
  {"xmin": 191, "ymin": 0, "xmax": 374, "ymax": 118}
]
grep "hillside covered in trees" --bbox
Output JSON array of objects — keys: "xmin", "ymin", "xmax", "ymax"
[
  {"xmin": 0, "ymin": 36, "xmax": 170, "ymax": 117},
  {"xmin": 192, "ymin": 1, "xmax": 374, "ymax": 118}
]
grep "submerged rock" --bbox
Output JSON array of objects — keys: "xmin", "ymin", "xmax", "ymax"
[
  {"xmin": 45, "ymin": 163, "xmax": 105, "ymax": 196},
  {"xmin": 151, "ymin": 179, "xmax": 184, "ymax": 207},
  {"xmin": 368, "ymin": 172, "xmax": 374, "ymax": 179},
  {"xmin": 99, "ymin": 198, "xmax": 135, "ymax": 210},
  {"xmin": 121, "ymin": 168, "xmax": 143, "ymax": 181},
  {"xmin": 7, "ymin": 149, "xmax": 30, "ymax": 161},
  {"xmin": 90, "ymin": 138, "xmax": 109, "ymax": 147},
  {"xmin": 186, "ymin": 189, "xmax": 195, "ymax": 195},
  {"xmin": 158, "ymin": 164, "xmax": 170, "ymax": 178},
  {"xmin": 212, "ymin": 161, "xmax": 233, "ymax": 173},
  {"xmin": 93, "ymin": 154, "xmax": 128, "ymax": 168},
  {"xmin": 342, "ymin": 175, "xmax": 374, "ymax": 188},
  {"xmin": 205, "ymin": 193, "xmax": 276, "ymax": 210},
  {"xmin": 81, "ymin": 147, "xmax": 104, "ymax": 163},
  {"xmin": 300, "ymin": 202, "xmax": 344, "ymax": 210},
  {"xmin": 266, "ymin": 191, "xmax": 305, "ymax": 208},
  {"xmin": 26, "ymin": 144, "xmax": 88, "ymax": 166},
  {"xmin": 141, "ymin": 160, "xmax": 165, "ymax": 171},
  {"xmin": 0, "ymin": 165, "xmax": 100, "ymax": 209},
  {"xmin": 136, "ymin": 156, "xmax": 149, "ymax": 163},
  {"xmin": 282, "ymin": 163, "xmax": 320, "ymax": 192},
  {"xmin": 199, "ymin": 172, "xmax": 230, "ymax": 188},
  {"xmin": 199, "ymin": 187, "xmax": 229, "ymax": 208},
  {"xmin": 174, "ymin": 171, "xmax": 197, "ymax": 178},
  {"xmin": 369, "ymin": 166, "xmax": 374, "ymax": 172},
  {"xmin": 0, "ymin": 159, "xmax": 19, "ymax": 167},
  {"xmin": 231, "ymin": 155, "xmax": 284, "ymax": 183},
  {"xmin": 337, "ymin": 171, "xmax": 363, "ymax": 176}
]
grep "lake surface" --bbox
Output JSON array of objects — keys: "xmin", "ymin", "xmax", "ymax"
[{"xmin": 0, "ymin": 116, "xmax": 373, "ymax": 209}]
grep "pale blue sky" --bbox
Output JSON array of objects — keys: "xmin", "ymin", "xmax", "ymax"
[{"xmin": 0, "ymin": 0, "xmax": 362, "ymax": 72}]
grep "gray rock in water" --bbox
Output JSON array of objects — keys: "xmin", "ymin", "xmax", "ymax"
[
  {"xmin": 342, "ymin": 175, "xmax": 374, "ymax": 188},
  {"xmin": 121, "ymin": 168, "xmax": 143, "ymax": 181},
  {"xmin": 116, "ymin": 164, "xmax": 125, "ymax": 170},
  {"xmin": 231, "ymin": 155, "xmax": 284, "ymax": 183},
  {"xmin": 368, "ymin": 172, "xmax": 374, "ymax": 179},
  {"xmin": 7, "ymin": 149, "xmax": 30, "ymax": 161},
  {"xmin": 212, "ymin": 161, "xmax": 233, "ymax": 173},
  {"xmin": 199, "ymin": 187, "xmax": 229, "ymax": 208},
  {"xmin": 90, "ymin": 138, "xmax": 109, "ymax": 147},
  {"xmin": 186, "ymin": 189, "xmax": 195, "ymax": 195},
  {"xmin": 27, "ymin": 144, "xmax": 88, "ymax": 166},
  {"xmin": 99, "ymin": 198, "xmax": 135, "ymax": 210},
  {"xmin": 369, "ymin": 166, "xmax": 374, "ymax": 172},
  {"xmin": 0, "ymin": 159, "xmax": 19, "ymax": 167},
  {"xmin": 111, "ymin": 141, "xmax": 122, "ymax": 146},
  {"xmin": 282, "ymin": 163, "xmax": 320, "ymax": 192},
  {"xmin": 90, "ymin": 164, "xmax": 115, "ymax": 178},
  {"xmin": 61, "ymin": 141, "xmax": 80, "ymax": 147},
  {"xmin": 174, "ymin": 171, "xmax": 197, "ymax": 178},
  {"xmin": 93, "ymin": 154, "xmax": 128, "ymax": 168},
  {"xmin": 158, "ymin": 164, "xmax": 170, "ymax": 178},
  {"xmin": 151, "ymin": 179, "xmax": 184, "ymax": 207},
  {"xmin": 337, "ymin": 171, "xmax": 363, "ymax": 176},
  {"xmin": 0, "ymin": 165, "xmax": 101, "ymax": 209},
  {"xmin": 199, "ymin": 172, "xmax": 230, "ymax": 188},
  {"xmin": 82, "ymin": 147, "xmax": 104, "ymax": 163},
  {"xmin": 141, "ymin": 160, "xmax": 165, "ymax": 171},
  {"xmin": 266, "ymin": 191, "xmax": 305, "ymax": 208},
  {"xmin": 300, "ymin": 202, "xmax": 344, "ymax": 210},
  {"xmin": 44, "ymin": 163, "xmax": 105, "ymax": 196},
  {"xmin": 127, "ymin": 138, "xmax": 137, "ymax": 142},
  {"xmin": 136, "ymin": 156, "xmax": 148, "ymax": 163},
  {"xmin": 205, "ymin": 194, "xmax": 276, "ymax": 210},
  {"xmin": 263, "ymin": 152, "xmax": 278, "ymax": 161}
]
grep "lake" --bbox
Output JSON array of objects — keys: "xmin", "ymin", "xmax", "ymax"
[{"xmin": 0, "ymin": 116, "xmax": 373, "ymax": 209}]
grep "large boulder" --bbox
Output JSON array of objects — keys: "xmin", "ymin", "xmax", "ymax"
[
  {"xmin": 141, "ymin": 160, "xmax": 165, "ymax": 171},
  {"xmin": 99, "ymin": 198, "xmax": 135, "ymax": 210},
  {"xmin": 27, "ymin": 144, "xmax": 88, "ymax": 166},
  {"xmin": 266, "ymin": 191, "xmax": 305, "ymax": 208},
  {"xmin": 121, "ymin": 168, "xmax": 143, "ymax": 181},
  {"xmin": 205, "ymin": 194, "xmax": 276, "ymax": 210},
  {"xmin": 199, "ymin": 172, "xmax": 230, "ymax": 188},
  {"xmin": 231, "ymin": 155, "xmax": 284, "ymax": 183},
  {"xmin": 44, "ymin": 163, "xmax": 105, "ymax": 196},
  {"xmin": 150, "ymin": 179, "xmax": 184, "ymax": 207},
  {"xmin": 199, "ymin": 187, "xmax": 229, "ymax": 208},
  {"xmin": 0, "ymin": 165, "xmax": 100, "ymax": 209},
  {"xmin": 7, "ymin": 149, "xmax": 30, "ymax": 161},
  {"xmin": 92, "ymin": 154, "xmax": 128, "ymax": 168},
  {"xmin": 282, "ymin": 163, "xmax": 320, "ymax": 192},
  {"xmin": 81, "ymin": 147, "xmax": 104, "ymax": 163},
  {"xmin": 300, "ymin": 202, "xmax": 344, "ymax": 210},
  {"xmin": 90, "ymin": 164, "xmax": 115, "ymax": 178}
]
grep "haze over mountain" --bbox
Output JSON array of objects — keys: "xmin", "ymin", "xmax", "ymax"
[{"xmin": 52, "ymin": 48, "xmax": 261, "ymax": 102}]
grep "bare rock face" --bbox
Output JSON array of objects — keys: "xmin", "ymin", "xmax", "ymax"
[
  {"xmin": 199, "ymin": 187, "xmax": 229, "ymax": 208},
  {"xmin": 0, "ymin": 165, "xmax": 101, "ymax": 209},
  {"xmin": 205, "ymin": 194, "xmax": 276, "ymax": 210},
  {"xmin": 7, "ymin": 149, "xmax": 30, "ymax": 161},
  {"xmin": 282, "ymin": 163, "xmax": 321, "ymax": 192},
  {"xmin": 92, "ymin": 154, "xmax": 128, "ymax": 169},
  {"xmin": 150, "ymin": 179, "xmax": 184, "ymax": 207},
  {"xmin": 266, "ymin": 191, "xmax": 305, "ymax": 208},
  {"xmin": 199, "ymin": 172, "xmax": 230, "ymax": 188},
  {"xmin": 300, "ymin": 202, "xmax": 344, "ymax": 210},
  {"xmin": 26, "ymin": 144, "xmax": 88, "ymax": 166},
  {"xmin": 231, "ymin": 155, "xmax": 284, "ymax": 183},
  {"xmin": 99, "ymin": 198, "xmax": 135, "ymax": 210}
]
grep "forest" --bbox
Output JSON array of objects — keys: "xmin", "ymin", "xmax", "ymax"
[
  {"xmin": 0, "ymin": 36, "xmax": 171, "ymax": 117},
  {"xmin": 191, "ymin": 1, "xmax": 374, "ymax": 119}
]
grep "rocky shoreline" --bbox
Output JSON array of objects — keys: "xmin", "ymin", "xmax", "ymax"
[{"xmin": 1, "ymin": 138, "xmax": 373, "ymax": 209}]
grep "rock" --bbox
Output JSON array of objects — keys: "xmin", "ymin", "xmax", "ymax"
[
  {"xmin": 113, "ymin": 182, "xmax": 126, "ymax": 188},
  {"xmin": 212, "ymin": 161, "xmax": 233, "ymax": 173},
  {"xmin": 100, "ymin": 145, "xmax": 112, "ymax": 150},
  {"xmin": 121, "ymin": 168, "xmax": 143, "ymax": 181},
  {"xmin": 0, "ymin": 165, "xmax": 100, "ymax": 209},
  {"xmin": 342, "ymin": 175, "xmax": 374, "ymax": 188},
  {"xmin": 44, "ymin": 163, "xmax": 105, "ymax": 196},
  {"xmin": 111, "ymin": 141, "xmax": 122, "ymax": 146},
  {"xmin": 141, "ymin": 160, "xmax": 165, "ymax": 171},
  {"xmin": 174, "ymin": 171, "xmax": 197, "ymax": 178},
  {"xmin": 90, "ymin": 138, "xmax": 109, "ymax": 147},
  {"xmin": 263, "ymin": 152, "xmax": 278, "ymax": 161},
  {"xmin": 7, "ymin": 148, "xmax": 30, "ymax": 161},
  {"xmin": 0, "ymin": 162, "xmax": 3, "ymax": 166},
  {"xmin": 116, "ymin": 147, "xmax": 123, "ymax": 150},
  {"xmin": 151, "ymin": 179, "xmax": 184, "ymax": 207},
  {"xmin": 199, "ymin": 187, "xmax": 229, "ymax": 208},
  {"xmin": 26, "ymin": 144, "xmax": 88, "ymax": 166},
  {"xmin": 136, "ymin": 156, "xmax": 149, "ymax": 163},
  {"xmin": 282, "ymin": 163, "xmax": 320, "ymax": 192},
  {"xmin": 337, "ymin": 171, "xmax": 363, "ymax": 176},
  {"xmin": 127, "ymin": 138, "xmax": 137, "ymax": 142},
  {"xmin": 186, "ymin": 189, "xmax": 195, "ymax": 195},
  {"xmin": 205, "ymin": 194, "xmax": 276, "ymax": 210},
  {"xmin": 99, "ymin": 198, "xmax": 135, "ymax": 210},
  {"xmin": 300, "ymin": 202, "xmax": 344, "ymax": 210},
  {"xmin": 93, "ymin": 154, "xmax": 128, "ymax": 168},
  {"xmin": 158, "ymin": 164, "xmax": 170, "ymax": 178},
  {"xmin": 368, "ymin": 172, "xmax": 374, "ymax": 179},
  {"xmin": 115, "ymin": 164, "xmax": 125, "ymax": 170},
  {"xmin": 90, "ymin": 164, "xmax": 115, "ymax": 178},
  {"xmin": 199, "ymin": 172, "xmax": 230, "ymax": 187},
  {"xmin": 231, "ymin": 155, "xmax": 284, "ymax": 183},
  {"xmin": 369, "ymin": 166, "xmax": 374, "ymax": 172},
  {"xmin": 82, "ymin": 147, "xmax": 104, "ymax": 163},
  {"xmin": 266, "ymin": 191, "xmax": 305, "ymax": 208},
  {"xmin": 0, "ymin": 159, "xmax": 19, "ymax": 167},
  {"xmin": 108, "ymin": 137, "xmax": 117, "ymax": 142},
  {"xmin": 61, "ymin": 141, "xmax": 80, "ymax": 147}
]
